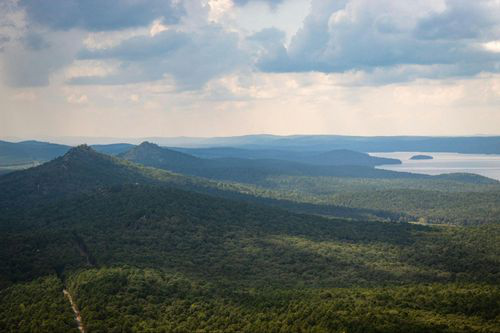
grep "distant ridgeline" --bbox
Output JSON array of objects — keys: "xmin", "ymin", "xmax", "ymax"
[
  {"xmin": 118, "ymin": 141, "xmax": 403, "ymax": 183},
  {"xmin": 0, "ymin": 144, "xmax": 499, "ymax": 332},
  {"xmin": 0, "ymin": 140, "xmax": 133, "ymax": 166},
  {"xmin": 2, "ymin": 135, "xmax": 500, "ymax": 167},
  {"xmin": 150, "ymin": 135, "xmax": 500, "ymax": 154}
]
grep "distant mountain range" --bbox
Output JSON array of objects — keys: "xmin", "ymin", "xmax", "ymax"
[
  {"xmin": 172, "ymin": 146, "xmax": 401, "ymax": 166},
  {"xmin": 3, "ymin": 135, "xmax": 500, "ymax": 160},
  {"xmin": 163, "ymin": 135, "xmax": 500, "ymax": 154},
  {"xmin": 119, "ymin": 142, "xmax": 402, "ymax": 183},
  {"xmin": 0, "ymin": 140, "xmax": 133, "ymax": 166},
  {"xmin": 0, "ymin": 140, "xmax": 70, "ymax": 165},
  {"xmin": 0, "ymin": 139, "xmax": 400, "ymax": 170}
]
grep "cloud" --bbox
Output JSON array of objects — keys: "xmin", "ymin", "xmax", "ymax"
[
  {"xmin": 483, "ymin": 40, "xmax": 500, "ymax": 53},
  {"xmin": 1, "ymin": 29, "xmax": 85, "ymax": 87},
  {"xmin": 256, "ymin": 0, "xmax": 500, "ymax": 81},
  {"xmin": 3, "ymin": 0, "xmax": 500, "ymax": 91},
  {"xmin": 22, "ymin": 32, "xmax": 50, "ymax": 50},
  {"xmin": 69, "ymin": 26, "xmax": 248, "ymax": 89},
  {"xmin": 247, "ymin": 28, "xmax": 289, "ymax": 71},
  {"xmin": 232, "ymin": 0, "xmax": 284, "ymax": 7},
  {"xmin": 77, "ymin": 29, "xmax": 188, "ymax": 61},
  {"xmin": 66, "ymin": 93, "xmax": 88, "ymax": 104},
  {"xmin": 0, "ymin": 35, "xmax": 10, "ymax": 51},
  {"xmin": 19, "ymin": 0, "xmax": 184, "ymax": 31},
  {"xmin": 414, "ymin": 0, "xmax": 499, "ymax": 40}
]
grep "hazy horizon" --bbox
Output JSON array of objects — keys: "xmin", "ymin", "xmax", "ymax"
[{"xmin": 3, "ymin": 133, "xmax": 500, "ymax": 146}]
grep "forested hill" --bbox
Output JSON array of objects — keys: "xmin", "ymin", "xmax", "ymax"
[
  {"xmin": 1, "ymin": 173, "xmax": 499, "ymax": 331},
  {"xmin": 2, "ymin": 145, "xmax": 499, "ymax": 226},
  {"xmin": 0, "ymin": 144, "xmax": 499, "ymax": 332},
  {"xmin": 173, "ymin": 146, "xmax": 401, "ymax": 166},
  {"xmin": 121, "ymin": 142, "xmax": 409, "ymax": 183},
  {"xmin": 0, "ymin": 145, "xmax": 387, "ymax": 222},
  {"xmin": 0, "ymin": 145, "xmax": 157, "ymax": 207},
  {"xmin": 121, "ymin": 141, "xmax": 204, "ymax": 169}
]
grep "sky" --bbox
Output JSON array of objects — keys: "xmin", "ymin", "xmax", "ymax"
[{"xmin": 1, "ymin": 0, "xmax": 500, "ymax": 140}]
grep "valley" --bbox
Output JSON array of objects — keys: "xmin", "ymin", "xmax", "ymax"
[
  {"xmin": 3, "ymin": 1, "xmax": 500, "ymax": 331},
  {"xmin": 0, "ymin": 140, "xmax": 499, "ymax": 332}
]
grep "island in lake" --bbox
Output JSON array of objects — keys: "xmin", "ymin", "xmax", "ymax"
[{"xmin": 410, "ymin": 154, "xmax": 433, "ymax": 160}]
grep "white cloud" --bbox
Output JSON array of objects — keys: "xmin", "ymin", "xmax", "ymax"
[
  {"xmin": 150, "ymin": 20, "xmax": 169, "ymax": 36},
  {"xmin": 67, "ymin": 94, "xmax": 89, "ymax": 104},
  {"xmin": 483, "ymin": 40, "xmax": 500, "ymax": 53}
]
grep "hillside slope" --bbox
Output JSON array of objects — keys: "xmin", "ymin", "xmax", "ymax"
[
  {"xmin": 1, "ymin": 169, "xmax": 499, "ymax": 331},
  {"xmin": 0, "ymin": 145, "xmax": 498, "ymax": 332},
  {"xmin": 122, "ymin": 142, "xmax": 422, "ymax": 184},
  {"xmin": 174, "ymin": 146, "xmax": 401, "ymax": 166}
]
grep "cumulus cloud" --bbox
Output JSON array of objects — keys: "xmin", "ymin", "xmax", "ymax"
[
  {"xmin": 414, "ymin": 0, "xmax": 499, "ymax": 40},
  {"xmin": 70, "ymin": 26, "xmax": 248, "ymax": 89},
  {"xmin": 21, "ymin": 32, "xmax": 50, "ymax": 50},
  {"xmin": 0, "ymin": 35, "xmax": 10, "ymax": 51},
  {"xmin": 2, "ymin": 0, "xmax": 500, "ymax": 91},
  {"xmin": 233, "ymin": 0, "xmax": 284, "ymax": 6},
  {"xmin": 1, "ymin": 26, "xmax": 86, "ymax": 87},
  {"xmin": 19, "ymin": 0, "xmax": 184, "ymax": 31},
  {"xmin": 66, "ymin": 93, "xmax": 88, "ymax": 104},
  {"xmin": 233, "ymin": 0, "xmax": 284, "ymax": 7},
  {"xmin": 247, "ymin": 28, "xmax": 289, "ymax": 72},
  {"xmin": 256, "ymin": 0, "xmax": 500, "ymax": 81}
]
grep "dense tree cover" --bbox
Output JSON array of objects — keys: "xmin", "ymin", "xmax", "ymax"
[
  {"xmin": 248, "ymin": 175, "xmax": 500, "ymax": 225},
  {"xmin": 0, "ymin": 146, "xmax": 405, "ymax": 225},
  {"xmin": 3, "ymin": 145, "xmax": 499, "ymax": 226},
  {"xmin": 0, "ymin": 275, "xmax": 79, "ymax": 333},
  {"xmin": 117, "ymin": 143, "xmax": 500, "ymax": 225},
  {"xmin": 120, "ymin": 142, "xmax": 416, "ymax": 184},
  {"xmin": 65, "ymin": 267, "xmax": 500, "ymax": 333},
  {"xmin": 174, "ymin": 146, "xmax": 402, "ymax": 166},
  {"xmin": 1, "ymin": 146, "xmax": 499, "ymax": 332},
  {"xmin": 2, "ymin": 185, "xmax": 498, "ymax": 287},
  {"xmin": 0, "ymin": 184, "xmax": 498, "ymax": 331}
]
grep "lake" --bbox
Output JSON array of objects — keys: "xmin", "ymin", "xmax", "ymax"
[{"xmin": 369, "ymin": 152, "xmax": 500, "ymax": 181}]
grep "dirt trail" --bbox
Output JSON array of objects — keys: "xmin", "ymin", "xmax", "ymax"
[{"xmin": 63, "ymin": 289, "xmax": 85, "ymax": 333}]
